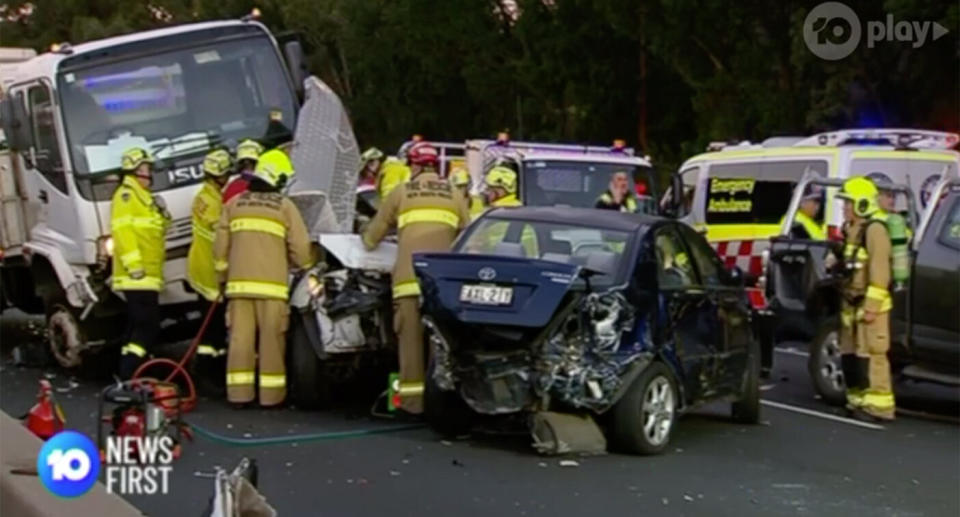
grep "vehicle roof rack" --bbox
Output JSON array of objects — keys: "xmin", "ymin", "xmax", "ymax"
[
  {"xmin": 706, "ymin": 140, "xmax": 755, "ymax": 152},
  {"xmin": 793, "ymin": 129, "xmax": 959, "ymax": 150},
  {"xmin": 761, "ymin": 136, "xmax": 805, "ymax": 147}
]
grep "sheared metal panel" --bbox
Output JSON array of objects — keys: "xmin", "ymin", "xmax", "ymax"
[{"xmin": 289, "ymin": 77, "xmax": 360, "ymax": 233}]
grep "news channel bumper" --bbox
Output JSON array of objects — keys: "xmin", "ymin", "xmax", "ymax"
[{"xmin": 37, "ymin": 429, "xmax": 175, "ymax": 498}]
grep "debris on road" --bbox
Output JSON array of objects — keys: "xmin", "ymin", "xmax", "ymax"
[
  {"xmin": 559, "ymin": 460, "xmax": 579, "ymax": 468},
  {"xmin": 440, "ymin": 440, "xmax": 452, "ymax": 446},
  {"xmin": 537, "ymin": 462, "xmax": 548, "ymax": 468},
  {"xmin": 389, "ymin": 470, "xmax": 401, "ymax": 476},
  {"xmin": 684, "ymin": 495, "xmax": 694, "ymax": 502}
]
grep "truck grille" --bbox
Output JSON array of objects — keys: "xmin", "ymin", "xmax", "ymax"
[{"xmin": 166, "ymin": 217, "xmax": 193, "ymax": 243}]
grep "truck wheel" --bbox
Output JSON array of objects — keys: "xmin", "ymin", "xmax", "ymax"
[
  {"xmin": 45, "ymin": 297, "xmax": 85, "ymax": 368},
  {"xmin": 610, "ymin": 362, "xmax": 677, "ymax": 455},
  {"xmin": 731, "ymin": 338, "xmax": 761, "ymax": 424},
  {"xmin": 288, "ymin": 314, "xmax": 332, "ymax": 409},
  {"xmin": 424, "ymin": 356, "xmax": 473, "ymax": 437},
  {"xmin": 807, "ymin": 316, "xmax": 846, "ymax": 406}
]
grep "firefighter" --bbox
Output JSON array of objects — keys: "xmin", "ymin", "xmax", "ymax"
[
  {"xmin": 875, "ymin": 185, "xmax": 911, "ymax": 289},
  {"xmin": 359, "ymin": 147, "xmax": 384, "ymax": 188},
  {"xmin": 595, "ymin": 171, "xmax": 637, "ymax": 212},
  {"xmin": 223, "ymin": 139, "xmax": 264, "ymax": 204},
  {"xmin": 187, "ymin": 149, "xmax": 233, "ymax": 391},
  {"xmin": 214, "ymin": 149, "xmax": 315, "ymax": 407},
  {"xmin": 377, "ymin": 156, "xmax": 412, "ymax": 201},
  {"xmin": 835, "ymin": 176, "xmax": 895, "ymax": 421},
  {"xmin": 483, "ymin": 166, "xmax": 521, "ymax": 208},
  {"xmin": 450, "ymin": 166, "xmax": 485, "ymax": 220},
  {"xmin": 111, "ymin": 148, "xmax": 171, "ymax": 379},
  {"xmin": 362, "ymin": 142, "xmax": 470, "ymax": 415},
  {"xmin": 789, "ymin": 186, "xmax": 826, "ymax": 240}
]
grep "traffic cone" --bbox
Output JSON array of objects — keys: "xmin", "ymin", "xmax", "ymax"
[{"xmin": 24, "ymin": 379, "xmax": 66, "ymax": 439}]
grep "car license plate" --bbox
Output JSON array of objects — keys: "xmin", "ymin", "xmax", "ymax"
[{"xmin": 459, "ymin": 284, "xmax": 513, "ymax": 305}]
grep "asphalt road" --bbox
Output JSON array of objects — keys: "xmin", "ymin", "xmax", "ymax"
[{"xmin": 2, "ymin": 309, "xmax": 958, "ymax": 517}]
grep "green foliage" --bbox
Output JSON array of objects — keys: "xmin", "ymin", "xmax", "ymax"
[{"xmin": 0, "ymin": 0, "xmax": 955, "ymax": 176}]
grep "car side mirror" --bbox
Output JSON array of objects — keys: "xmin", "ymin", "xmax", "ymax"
[{"xmin": 283, "ymin": 40, "xmax": 307, "ymax": 99}]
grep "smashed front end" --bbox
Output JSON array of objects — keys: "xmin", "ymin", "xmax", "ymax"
[{"xmin": 415, "ymin": 253, "xmax": 651, "ymax": 416}]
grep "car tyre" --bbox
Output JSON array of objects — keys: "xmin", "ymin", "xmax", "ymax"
[
  {"xmin": 288, "ymin": 313, "xmax": 332, "ymax": 409},
  {"xmin": 731, "ymin": 337, "xmax": 761, "ymax": 424},
  {"xmin": 807, "ymin": 316, "xmax": 846, "ymax": 407},
  {"xmin": 44, "ymin": 295, "xmax": 84, "ymax": 369},
  {"xmin": 424, "ymin": 355, "xmax": 473, "ymax": 437},
  {"xmin": 610, "ymin": 362, "xmax": 677, "ymax": 455}
]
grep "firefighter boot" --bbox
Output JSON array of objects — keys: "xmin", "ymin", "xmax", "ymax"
[{"xmin": 840, "ymin": 354, "xmax": 863, "ymax": 411}]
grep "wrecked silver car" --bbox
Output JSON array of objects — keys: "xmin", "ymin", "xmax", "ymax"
[{"xmin": 413, "ymin": 207, "xmax": 761, "ymax": 454}]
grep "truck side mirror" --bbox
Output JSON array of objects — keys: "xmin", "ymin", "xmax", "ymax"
[
  {"xmin": 283, "ymin": 40, "xmax": 307, "ymax": 99},
  {"xmin": 0, "ymin": 95, "xmax": 31, "ymax": 151},
  {"xmin": 660, "ymin": 172, "xmax": 684, "ymax": 218}
]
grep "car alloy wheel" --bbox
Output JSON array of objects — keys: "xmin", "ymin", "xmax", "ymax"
[
  {"xmin": 642, "ymin": 375, "xmax": 674, "ymax": 447},
  {"xmin": 817, "ymin": 330, "xmax": 845, "ymax": 393}
]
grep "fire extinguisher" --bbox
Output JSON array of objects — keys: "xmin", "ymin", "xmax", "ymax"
[{"xmin": 24, "ymin": 379, "xmax": 66, "ymax": 440}]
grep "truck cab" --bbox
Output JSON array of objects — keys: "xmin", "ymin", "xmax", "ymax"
[{"xmin": 0, "ymin": 18, "xmax": 305, "ymax": 367}]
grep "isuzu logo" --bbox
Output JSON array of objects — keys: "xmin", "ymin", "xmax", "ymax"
[
  {"xmin": 165, "ymin": 164, "xmax": 203, "ymax": 185},
  {"xmin": 478, "ymin": 267, "xmax": 497, "ymax": 281}
]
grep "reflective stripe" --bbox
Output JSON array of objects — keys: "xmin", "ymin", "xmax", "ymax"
[
  {"xmin": 861, "ymin": 390, "xmax": 895, "ymax": 409},
  {"xmin": 866, "ymin": 285, "xmax": 893, "ymax": 311},
  {"xmin": 226, "ymin": 280, "xmax": 289, "ymax": 299},
  {"xmin": 191, "ymin": 282, "xmax": 221, "ymax": 302},
  {"xmin": 392, "ymin": 280, "xmax": 421, "ymax": 299},
  {"xmin": 120, "ymin": 250, "xmax": 142, "ymax": 267},
  {"xmin": 851, "ymin": 150, "xmax": 956, "ymax": 162},
  {"xmin": 193, "ymin": 223, "xmax": 216, "ymax": 242},
  {"xmin": 703, "ymin": 224, "xmax": 782, "ymax": 242},
  {"xmin": 260, "ymin": 373, "xmax": 286, "ymax": 389},
  {"xmin": 396, "ymin": 381, "xmax": 423, "ymax": 397},
  {"xmin": 229, "ymin": 217, "xmax": 286, "ymax": 238},
  {"xmin": 196, "ymin": 345, "xmax": 225, "ymax": 357},
  {"xmin": 113, "ymin": 216, "xmax": 165, "ymax": 231},
  {"xmin": 398, "ymin": 208, "xmax": 460, "ymax": 229},
  {"xmin": 214, "ymin": 260, "xmax": 229, "ymax": 272},
  {"xmin": 846, "ymin": 389, "xmax": 864, "ymax": 407},
  {"xmin": 227, "ymin": 371, "xmax": 255, "ymax": 386},
  {"xmin": 113, "ymin": 275, "xmax": 164, "ymax": 291},
  {"xmin": 121, "ymin": 343, "xmax": 147, "ymax": 358}
]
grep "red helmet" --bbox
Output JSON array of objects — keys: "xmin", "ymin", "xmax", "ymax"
[{"xmin": 407, "ymin": 142, "xmax": 439, "ymax": 166}]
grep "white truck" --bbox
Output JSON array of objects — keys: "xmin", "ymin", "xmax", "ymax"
[{"xmin": 0, "ymin": 16, "xmax": 331, "ymax": 367}]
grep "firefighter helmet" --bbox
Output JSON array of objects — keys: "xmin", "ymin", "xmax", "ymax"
[
  {"xmin": 202, "ymin": 149, "xmax": 234, "ymax": 177},
  {"xmin": 484, "ymin": 166, "xmax": 517, "ymax": 194},
  {"xmin": 451, "ymin": 167, "xmax": 471, "ymax": 188},
  {"xmin": 236, "ymin": 139, "xmax": 264, "ymax": 162},
  {"xmin": 121, "ymin": 147, "xmax": 154, "ymax": 172},
  {"xmin": 407, "ymin": 142, "xmax": 439, "ymax": 167},
  {"xmin": 253, "ymin": 149, "xmax": 295, "ymax": 188},
  {"xmin": 836, "ymin": 176, "xmax": 879, "ymax": 217}
]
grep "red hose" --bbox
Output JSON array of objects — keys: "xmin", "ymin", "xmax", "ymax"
[{"xmin": 132, "ymin": 299, "xmax": 221, "ymax": 413}]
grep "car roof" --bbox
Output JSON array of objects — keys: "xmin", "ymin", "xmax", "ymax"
[
  {"xmin": 484, "ymin": 206, "xmax": 661, "ymax": 232},
  {"xmin": 519, "ymin": 150, "xmax": 652, "ymax": 167}
]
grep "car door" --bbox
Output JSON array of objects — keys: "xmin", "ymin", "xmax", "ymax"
[
  {"xmin": 910, "ymin": 192, "xmax": 960, "ymax": 371},
  {"xmin": 652, "ymin": 223, "xmax": 722, "ymax": 402},
  {"xmin": 677, "ymin": 224, "xmax": 753, "ymax": 393}
]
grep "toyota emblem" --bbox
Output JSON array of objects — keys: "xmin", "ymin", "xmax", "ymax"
[{"xmin": 478, "ymin": 267, "xmax": 497, "ymax": 281}]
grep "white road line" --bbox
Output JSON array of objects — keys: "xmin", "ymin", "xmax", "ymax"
[
  {"xmin": 774, "ymin": 348, "xmax": 809, "ymax": 358},
  {"xmin": 760, "ymin": 399, "xmax": 886, "ymax": 430}
]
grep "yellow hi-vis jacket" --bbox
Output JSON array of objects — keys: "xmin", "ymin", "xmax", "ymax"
[
  {"xmin": 110, "ymin": 175, "xmax": 170, "ymax": 292},
  {"xmin": 471, "ymin": 194, "xmax": 538, "ymax": 256},
  {"xmin": 363, "ymin": 171, "xmax": 470, "ymax": 299},
  {"xmin": 187, "ymin": 180, "xmax": 223, "ymax": 301},
  {"xmin": 214, "ymin": 191, "xmax": 315, "ymax": 300},
  {"xmin": 376, "ymin": 158, "xmax": 411, "ymax": 201},
  {"xmin": 794, "ymin": 211, "xmax": 826, "ymax": 240},
  {"xmin": 468, "ymin": 195, "xmax": 486, "ymax": 220}
]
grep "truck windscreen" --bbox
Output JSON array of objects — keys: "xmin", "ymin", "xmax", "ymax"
[
  {"xmin": 522, "ymin": 160, "xmax": 656, "ymax": 213},
  {"xmin": 58, "ymin": 34, "xmax": 295, "ymax": 189}
]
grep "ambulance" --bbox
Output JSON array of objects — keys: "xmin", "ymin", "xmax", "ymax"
[{"xmin": 667, "ymin": 128, "xmax": 959, "ymax": 349}]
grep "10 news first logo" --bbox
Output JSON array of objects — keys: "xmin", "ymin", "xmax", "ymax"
[{"xmin": 37, "ymin": 430, "xmax": 174, "ymax": 498}]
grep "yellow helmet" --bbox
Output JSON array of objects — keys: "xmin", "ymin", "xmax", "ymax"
[
  {"xmin": 237, "ymin": 139, "xmax": 264, "ymax": 162},
  {"xmin": 253, "ymin": 149, "xmax": 295, "ymax": 188},
  {"xmin": 836, "ymin": 176, "xmax": 879, "ymax": 217},
  {"xmin": 451, "ymin": 167, "xmax": 470, "ymax": 188},
  {"xmin": 120, "ymin": 147, "xmax": 154, "ymax": 172},
  {"xmin": 484, "ymin": 166, "xmax": 517, "ymax": 194},
  {"xmin": 202, "ymin": 149, "xmax": 233, "ymax": 177}
]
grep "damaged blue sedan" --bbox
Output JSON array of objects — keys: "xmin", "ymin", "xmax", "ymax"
[{"xmin": 413, "ymin": 207, "xmax": 760, "ymax": 455}]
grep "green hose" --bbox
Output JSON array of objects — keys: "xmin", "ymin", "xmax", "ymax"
[{"xmin": 188, "ymin": 421, "xmax": 425, "ymax": 447}]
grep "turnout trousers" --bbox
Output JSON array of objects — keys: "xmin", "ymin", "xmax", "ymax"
[{"xmin": 226, "ymin": 298, "xmax": 289, "ymax": 407}]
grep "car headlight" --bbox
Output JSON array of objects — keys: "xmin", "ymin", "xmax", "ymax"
[
  {"xmin": 97, "ymin": 236, "xmax": 114, "ymax": 263},
  {"xmin": 307, "ymin": 273, "xmax": 324, "ymax": 298}
]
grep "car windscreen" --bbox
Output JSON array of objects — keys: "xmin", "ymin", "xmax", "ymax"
[
  {"xmin": 456, "ymin": 217, "xmax": 635, "ymax": 286},
  {"xmin": 521, "ymin": 160, "xmax": 657, "ymax": 213},
  {"xmin": 58, "ymin": 35, "xmax": 296, "ymax": 189},
  {"xmin": 704, "ymin": 159, "xmax": 829, "ymax": 225}
]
